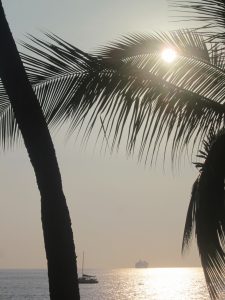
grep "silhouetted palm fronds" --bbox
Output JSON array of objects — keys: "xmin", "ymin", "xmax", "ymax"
[
  {"xmin": 171, "ymin": 0, "xmax": 225, "ymax": 42},
  {"xmin": 183, "ymin": 129, "xmax": 225, "ymax": 299},
  {"xmin": 0, "ymin": 84, "xmax": 18, "ymax": 149},
  {"xmin": 10, "ymin": 30, "xmax": 225, "ymax": 166}
]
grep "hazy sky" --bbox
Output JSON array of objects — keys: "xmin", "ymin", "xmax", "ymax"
[{"xmin": 0, "ymin": 1, "xmax": 200, "ymax": 270}]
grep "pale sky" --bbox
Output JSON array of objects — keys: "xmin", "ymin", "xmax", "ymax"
[{"xmin": 0, "ymin": 1, "xmax": 200, "ymax": 270}]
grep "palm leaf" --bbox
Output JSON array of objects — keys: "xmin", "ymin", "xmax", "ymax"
[
  {"xmin": 0, "ymin": 85, "xmax": 20, "ymax": 149},
  {"xmin": 0, "ymin": 33, "xmax": 99, "ymax": 147},
  {"xmin": 171, "ymin": 0, "xmax": 225, "ymax": 42},
  {"xmin": 183, "ymin": 129, "xmax": 225, "ymax": 299},
  {"xmin": 20, "ymin": 30, "xmax": 225, "ymax": 165},
  {"xmin": 2, "ymin": 30, "xmax": 225, "ymax": 163}
]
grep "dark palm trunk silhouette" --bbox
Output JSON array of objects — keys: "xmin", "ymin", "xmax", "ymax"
[{"xmin": 0, "ymin": 2, "xmax": 80, "ymax": 299}]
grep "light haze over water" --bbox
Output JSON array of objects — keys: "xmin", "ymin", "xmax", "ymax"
[{"xmin": 0, "ymin": 268, "xmax": 211, "ymax": 299}]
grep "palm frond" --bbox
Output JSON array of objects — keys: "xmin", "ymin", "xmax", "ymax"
[
  {"xmin": 0, "ymin": 33, "xmax": 100, "ymax": 148},
  {"xmin": 98, "ymin": 30, "xmax": 210, "ymax": 62},
  {"xmin": 183, "ymin": 129, "xmax": 225, "ymax": 299},
  {"xmin": 0, "ymin": 84, "xmax": 20, "ymax": 149},
  {"xmin": 182, "ymin": 178, "xmax": 199, "ymax": 251},
  {"xmin": 171, "ymin": 0, "xmax": 225, "ymax": 42},
  {"xmin": 2, "ymin": 29, "xmax": 225, "ymax": 162},
  {"xmin": 21, "ymin": 30, "xmax": 225, "ymax": 164},
  {"xmin": 20, "ymin": 33, "xmax": 103, "ymax": 130}
]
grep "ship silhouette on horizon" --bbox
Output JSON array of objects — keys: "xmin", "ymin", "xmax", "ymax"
[{"xmin": 135, "ymin": 259, "xmax": 149, "ymax": 268}]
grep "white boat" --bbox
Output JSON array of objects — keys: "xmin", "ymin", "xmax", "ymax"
[
  {"xmin": 135, "ymin": 259, "xmax": 149, "ymax": 268},
  {"xmin": 78, "ymin": 252, "xmax": 98, "ymax": 284}
]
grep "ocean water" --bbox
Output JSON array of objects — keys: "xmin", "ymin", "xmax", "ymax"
[{"xmin": 0, "ymin": 268, "xmax": 212, "ymax": 299}]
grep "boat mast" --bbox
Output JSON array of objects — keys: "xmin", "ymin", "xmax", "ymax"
[{"xmin": 82, "ymin": 251, "xmax": 84, "ymax": 276}]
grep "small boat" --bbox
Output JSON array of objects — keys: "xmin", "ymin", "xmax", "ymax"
[
  {"xmin": 78, "ymin": 273, "xmax": 98, "ymax": 284},
  {"xmin": 78, "ymin": 252, "xmax": 98, "ymax": 284}
]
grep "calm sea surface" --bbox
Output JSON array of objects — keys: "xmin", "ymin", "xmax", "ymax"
[{"xmin": 0, "ymin": 268, "xmax": 213, "ymax": 299}]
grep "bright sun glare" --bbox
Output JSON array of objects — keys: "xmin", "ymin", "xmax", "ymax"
[{"xmin": 161, "ymin": 48, "xmax": 177, "ymax": 63}]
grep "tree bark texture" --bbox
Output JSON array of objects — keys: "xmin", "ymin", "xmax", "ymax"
[{"xmin": 0, "ymin": 2, "xmax": 80, "ymax": 299}]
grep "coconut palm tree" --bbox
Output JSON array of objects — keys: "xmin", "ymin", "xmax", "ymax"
[
  {"xmin": 0, "ymin": 2, "xmax": 80, "ymax": 299},
  {"xmin": 2, "ymin": 2, "xmax": 225, "ymax": 299},
  {"xmin": 13, "ymin": 28, "xmax": 225, "ymax": 299},
  {"xmin": 11, "ymin": 30, "xmax": 225, "ymax": 298}
]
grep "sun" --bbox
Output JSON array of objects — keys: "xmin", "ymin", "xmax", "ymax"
[{"xmin": 161, "ymin": 48, "xmax": 177, "ymax": 63}]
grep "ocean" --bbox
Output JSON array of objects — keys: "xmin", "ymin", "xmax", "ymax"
[{"xmin": 0, "ymin": 268, "xmax": 212, "ymax": 299}]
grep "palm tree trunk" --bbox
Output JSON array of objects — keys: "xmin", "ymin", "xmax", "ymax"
[{"xmin": 0, "ymin": 2, "xmax": 80, "ymax": 299}]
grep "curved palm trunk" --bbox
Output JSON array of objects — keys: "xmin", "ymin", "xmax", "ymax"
[{"xmin": 0, "ymin": 2, "xmax": 80, "ymax": 299}]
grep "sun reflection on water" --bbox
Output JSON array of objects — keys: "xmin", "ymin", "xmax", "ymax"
[
  {"xmin": 124, "ymin": 268, "xmax": 209, "ymax": 299},
  {"xmin": 79, "ymin": 268, "xmax": 210, "ymax": 300},
  {"xmin": 132, "ymin": 268, "xmax": 206, "ymax": 300}
]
